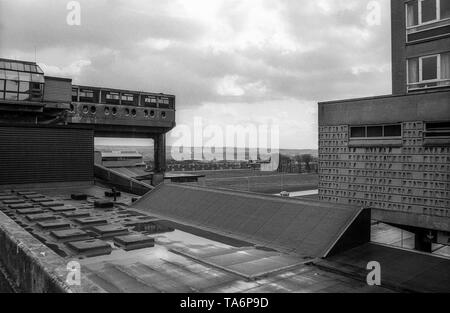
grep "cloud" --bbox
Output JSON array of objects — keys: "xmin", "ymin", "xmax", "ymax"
[{"xmin": 0, "ymin": 0, "xmax": 392, "ymax": 149}]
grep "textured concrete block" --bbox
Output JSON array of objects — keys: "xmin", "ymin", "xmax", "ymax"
[
  {"xmin": 48, "ymin": 206, "xmax": 77, "ymax": 213},
  {"xmin": 51, "ymin": 229, "xmax": 93, "ymax": 242},
  {"xmin": 61, "ymin": 211, "xmax": 91, "ymax": 219},
  {"xmin": 113, "ymin": 234, "xmax": 155, "ymax": 251},
  {"xmin": 71, "ymin": 194, "xmax": 88, "ymax": 201},
  {"xmin": 94, "ymin": 200, "xmax": 114, "ymax": 209},
  {"xmin": 91, "ymin": 225, "xmax": 129, "ymax": 238},
  {"xmin": 26, "ymin": 213, "xmax": 57, "ymax": 222},
  {"xmin": 37, "ymin": 221, "xmax": 71, "ymax": 230},
  {"xmin": 17, "ymin": 208, "xmax": 44, "ymax": 215},
  {"xmin": 8, "ymin": 203, "xmax": 34, "ymax": 210},
  {"xmin": 74, "ymin": 217, "xmax": 108, "ymax": 226},
  {"xmin": 66, "ymin": 239, "xmax": 112, "ymax": 257}
]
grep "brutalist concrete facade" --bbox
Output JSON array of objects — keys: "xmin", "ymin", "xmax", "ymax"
[{"xmin": 318, "ymin": 0, "xmax": 450, "ymax": 248}]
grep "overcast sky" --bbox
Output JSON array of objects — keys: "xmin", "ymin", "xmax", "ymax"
[{"xmin": 0, "ymin": 0, "xmax": 392, "ymax": 149}]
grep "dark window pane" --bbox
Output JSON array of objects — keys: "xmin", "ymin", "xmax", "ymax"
[
  {"xmin": 421, "ymin": 0, "xmax": 437, "ymax": 23},
  {"xmin": 422, "ymin": 56, "xmax": 438, "ymax": 80},
  {"xmin": 426, "ymin": 121, "xmax": 450, "ymax": 130},
  {"xmin": 367, "ymin": 126, "xmax": 383, "ymax": 137},
  {"xmin": 407, "ymin": 0, "xmax": 419, "ymax": 26},
  {"xmin": 384, "ymin": 125, "xmax": 402, "ymax": 137},
  {"xmin": 425, "ymin": 122, "xmax": 450, "ymax": 137},
  {"xmin": 5, "ymin": 80, "xmax": 18, "ymax": 92},
  {"xmin": 442, "ymin": 0, "xmax": 450, "ymax": 19},
  {"xmin": 351, "ymin": 127, "xmax": 366, "ymax": 138},
  {"xmin": 31, "ymin": 83, "xmax": 41, "ymax": 90}
]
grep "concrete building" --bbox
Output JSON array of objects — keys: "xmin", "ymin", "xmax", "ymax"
[
  {"xmin": 318, "ymin": 0, "xmax": 450, "ymax": 252},
  {"xmin": 97, "ymin": 151, "xmax": 144, "ymax": 168},
  {"xmin": 0, "ymin": 57, "xmax": 175, "ymax": 186}
]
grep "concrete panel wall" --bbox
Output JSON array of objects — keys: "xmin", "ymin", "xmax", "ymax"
[
  {"xmin": 43, "ymin": 77, "xmax": 72, "ymax": 103},
  {"xmin": 318, "ymin": 93, "xmax": 450, "ymax": 232}
]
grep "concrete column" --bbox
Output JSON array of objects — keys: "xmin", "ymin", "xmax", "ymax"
[
  {"xmin": 414, "ymin": 230, "xmax": 433, "ymax": 253},
  {"xmin": 152, "ymin": 133, "xmax": 166, "ymax": 186}
]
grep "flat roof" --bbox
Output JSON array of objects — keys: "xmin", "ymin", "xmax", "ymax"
[
  {"xmin": 0, "ymin": 181, "xmax": 447, "ymax": 293},
  {"xmin": 73, "ymin": 84, "xmax": 175, "ymax": 98},
  {"xmin": 318, "ymin": 88, "xmax": 450, "ymax": 105}
]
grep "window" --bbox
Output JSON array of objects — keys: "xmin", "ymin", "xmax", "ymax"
[
  {"xmin": 19, "ymin": 82, "xmax": 30, "ymax": 93},
  {"xmin": 31, "ymin": 73, "xmax": 44, "ymax": 83},
  {"xmin": 422, "ymin": 0, "xmax": 437, "ymax": 23},
  {"xmin": 5, "ymin": 92, "xmax": 18, "ymax": 101},
  {"xmin": 422, "ymin": 55, "xmax": 438, "ymax": 80},
  {"xmin": 72, "ymin": 88, "xmax": 78, "ymax": 101},
  {"xmin": 145, "ymin": 96, "xmax": 157, "ymax": 103},
  {"xmin": 80, "ymin": 90, "xmax": 94, "ymax": 98},
  {"xmin": 408, "ymin": 52, "xmax": 450, "ymax": 90},
  {"xmin": 367, "ymin": 126, "xmax": 383, "ymax": 137},
  {"xmin": 407, "ymin": 0, "xmax": 450, "ymax": 26},
  {"xmin": 121, "ymin": 94, "xmax": 134, "ymax": 102},
  {"xmin": 0, "ymin": 92, "xmax": 3, "ymax": 99},
  {"xmin": 5, "ymin": 80, "xmax": 18, "ymax": 92},
  {"xmin": 350, "ymin": 127, "xmax": 366, "ymax": 138},
  {"xmin": 5, "ymin": 70, "xmax": 18, "ymax": 80},
  {"xmin": 443, "ymin": 0, "xmax": 450, "ymax": 18},
  {"xmin": 0, "ymin": 79, "xmax": 4, "ymax": 91},
  {"xmin": 350, "ymin": 124, "xmax": 402, "ymax": 138},
  {"xmin": 106, "ymin": 92, "xmax": 119, "ymax": 100},
  {"xmin": 18, "ymin": 93, "xmax": 29, "ymax": 101},
  {"xmin": 384, "ymin": 125, "xmax": 402, "ymax": 137},
  {"xmin": 425, "ymin": 121, "xmax": 450, "ymax": 137},
  {"xmin": 19, "ymin": 72, "xmax": 31, "ymax": 82}
]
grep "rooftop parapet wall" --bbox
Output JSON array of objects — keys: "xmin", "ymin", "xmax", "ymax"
[
  {"xmin": 0, "ymin": 211, "xmax": 103, "ymax": 293},
  {"xmin": 319, "ymin": 90, "xmax": 450, "ymax": 126}
]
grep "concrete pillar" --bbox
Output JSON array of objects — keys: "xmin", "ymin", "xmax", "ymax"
[
  {"xmin": 414, "ymin": 230, "xmax": 433, "ymax": 253},
  {"xmin": 152, "ymin": 133, "xmax": 166, "ymax": 186}
]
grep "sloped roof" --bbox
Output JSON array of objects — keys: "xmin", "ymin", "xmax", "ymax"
[{"xmin": 132, "ymin": 184, "xmax": 368, "ymax": 258}]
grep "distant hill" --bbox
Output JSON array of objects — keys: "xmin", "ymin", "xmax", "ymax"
[{"xmin": 95, "ymin": 145, "xmax": 318, "ymax": 161}]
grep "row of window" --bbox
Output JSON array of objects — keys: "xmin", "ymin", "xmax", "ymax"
[
  {"xmin": 350, "ymin": 122, "xmax": 450, "ymax": 139},
  {"xmin": 406, "ymin": 0, "xmax": 450, "ymax": 27},
  {"xmin": 0, "ymin": 61, "xmax": 44, "ymax": 74},
  {"xmin": 350, "ymin": 124, "xmax": 402, "ymax": 139},
  {"xmin": 407, "ymin": 52, "xmax": 450, "ymax": 90},
  {"xmin": 72, "ymin": 88, "xmax": 173, "ymax": 107},
  {"xmin": 0, "ymin": 80, "xmax": 43, "ymax": 101},
  {"xmin": 425, "ymin": 121, "xmax": 450, "ymax": 137},
  {"xmin": 0, "ymin": 70, "xmax": 45, "ymax": 83}
]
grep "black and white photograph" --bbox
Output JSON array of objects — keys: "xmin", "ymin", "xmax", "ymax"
[{"xmin": 0, "ymin": 0, "xmax": 449, "ymax": 303}]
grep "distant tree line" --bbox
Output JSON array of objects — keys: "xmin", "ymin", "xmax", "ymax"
[{"xmin": 277, "ymin": 154, "xmax": 318, "ymax": 173}]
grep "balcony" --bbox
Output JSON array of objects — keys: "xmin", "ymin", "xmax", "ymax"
[
  {"xmin": 407, "ymin": 18, "xmax": 450, "ymax": 43},
  {"xmin": 407, "ymin": 78, "xmax": 450, "ymax": 91}
]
